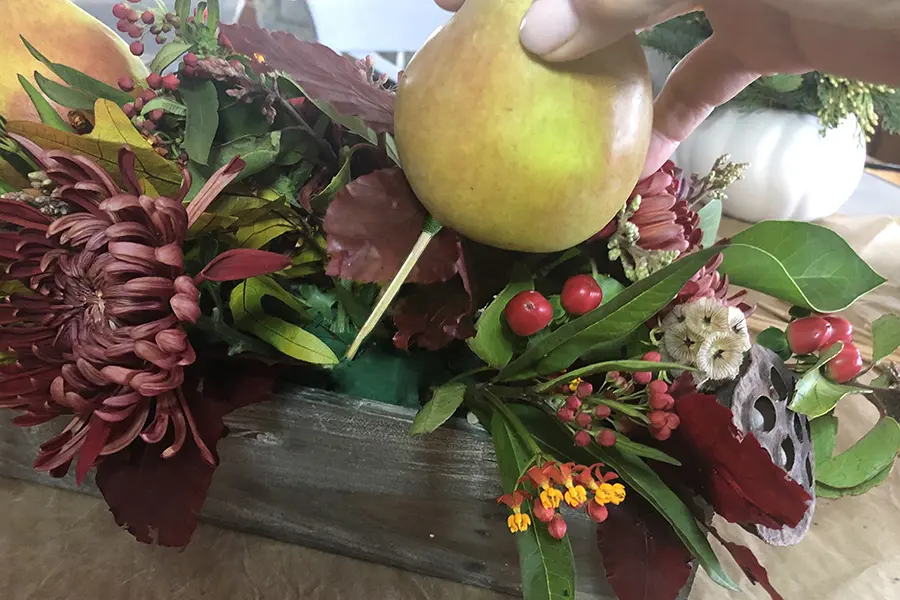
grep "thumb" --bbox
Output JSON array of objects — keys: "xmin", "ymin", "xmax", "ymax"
[{"xmin": 641, "ymin": 36, "xmax": 759, "ymax": 177}]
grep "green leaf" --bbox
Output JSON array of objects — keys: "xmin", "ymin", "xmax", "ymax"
[
  {"xmin": 180, "ymin": 79, "xmax": 220, "ymax": 165},
  {"xmin": 384, "ymin": 133, "xmax": 401, "ymax": 166},
  {"xmin": 498, "ymin": 247, "xmax": 720, "ymax": 381},
  {"xmin": 815, "ymin": 417, "xmax": 900, "ymax": 489},
  {"xmin": 697, "ymin": 199, "xmax": 723, "ymax": 249},
  {"xmin": 17, "ymin": 75, "xmax": 72, "ymax": 133},
  {"xmin": 0, "ymin": 178, "xmax": 15, "ymax": 194},
  {"xmin": 141, "ymin": 97, "xmax": 188, "ymax": 118},
  {"xmin": 613, "ymin": 435, "xmax": 682, "ymax": 466},
  {"xmin": 756, "ymin": 326, "xmax": 791, "ymax": 361},
  {"xmin": 535, "ymin": 360, "xmax": 693, "ymax": 393},
  {"xmin": 309, "ymin": 145, "xmax": 361, "ymax": 212},
  {"xmin": 409, "ymin": 382, "xmax": 468, "ymax": 435},
  {"xmin": 33, "ymin": 72, "xmax": 95, "ymax": 110},
  {"xmin": 468, "ymin": 278, "xmax": 534, "ymax": 369},
  {"xmin": 19, "ymin": 37, "xmax": 133, "ymax": 106},
  {"xmin": 150, "ymin": 41, "xmax": 196, "ymax": 74},
  {"xmin": 872, "ymin": 314, "xmax": 900, "ymax": 364},
  {"xmin": 175, "ymin": 0, "xmax": 191, "ymax": 22},
  {"xmin": 490, "ymin": 410, "xmax": 577, "ymax": 600},
  {"xmin": 509, "ymin": 404, "xmax": 740, "ymax": 592},
  {"xmin": 235, "ymin": 215, "xmax": 295, "ymax": 249},
  {"xmin": 595, "ymin": 274, "xmax": 626, "ymax": 303},
  {"xmin": 765, "ymin": 74, "xmax": 805, "ymax": 92},
  {"xmin": 206, "ymin": 0, "xmax": 221, "ymax": 30},
  {"xmin": 331, "ymin": 345, "xmax": 443, "ymax": 408},
  {"xmin": 229, "ymin": 276, "xmax": 338, "ymax": 365},
  {"xmin": 208, "ymin": 131, "xmax": 281, "ymax": 180},
  {"xmin": 811, "ymin": 413, "xmax": 839, "ymax": 465},
  {"xmin": 719, "ymin": 221, "xmax": 886, "ymax": 313},
  {"xmin": 816, "ymin": 462, "xmax": 894, "ymax": 498},
  {"xmin": 789, "ymin": 343, "xmax": 861, "ymax": 418}
]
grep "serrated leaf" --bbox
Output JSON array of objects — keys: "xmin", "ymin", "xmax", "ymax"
[
  {"xmin": 409, "ymin": 382, "xmax": 468, "ymax": 435},
  {"xmin": 872, "ymin": 314, "xmax": 900, "ymax": 364},
  {"xmin": 816, "ymin": 462, "xmax": 894, "ymax": 498},
  {"xmin": 20, "ymin": 36, "xmax": 133, "ymax": 106},
  {"xmin": 142, "ymin": 97, "xmax": 188, "ymax": 118},
  {"xmin": 181, "ymin": 79, "xmax": 219, "ymax": 165},
  {"xmin": 490, "ymin": 410, "xmax": 576, "ymax": 600},
  {"xmin": 811, "ymin": 413, "xmax": 839, "ymax": 465},
  {"xmin": 468, "ymin": 278, "xmax": 534, "ymax": 369},
  {"xmin": 235, "ymin": 216, "xmax": 295, "ymax": 249},
  {"xmin": 815, "ymin": 417, "xmax": 900, "ymax": 489},
  {"xmin": 150, "ymin": 41, "xmax": 195, "ymax": 74},
  {"xmin": 229, "ymin": 276, "xmax": 338, "ymax": 365},
  {"xmin": 16, "ymin": 75, "xmax": 72, "ymax": 133},
  {"xmin": 789, "ymin": 343, "xmax": 861, "ymax": 418},
  {"xmin": 7, "ymin": 99, "xmax": 183, "ymax": 195},
  {"xmin": 697, "ymin": 198, "xmax": 723, "ymax": 249},
  {"xmin": 719, "ymin": 221, "xmax": 886, "ymax": 313},
  {"xmin": 498, "ymin": 247, "xmax": 720, "ymax": 381},
  {"xmin": 33, "ymin": 72, "xmax": 96, "ymax": 110}
]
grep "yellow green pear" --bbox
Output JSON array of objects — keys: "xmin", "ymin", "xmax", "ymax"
[
  {"xmin": 0, "ymin": 0, "xmax": 148, "ymax": 123},
  {"xmin": 394, "ymin": 0, "xmax": 653, "ymax": 253}
]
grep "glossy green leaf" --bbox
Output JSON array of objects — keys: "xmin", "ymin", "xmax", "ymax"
[
  {"xmin": 612, "ymin": 435, "xmax": 682, "ymax": 466},
  {"xmin": 384, "ymin": 133, "xmax": 401, "ymax": 166},
  {"xmin": 816, "ymin": 462, "xmax": 894, "ymax": 498},
  {"xmin": 756, "ymin": 326, "xmax": 791, "ymax": 361},
  {"xmin": 149, "ymin": 41, "xmax": 195, "ymax": 74},
  {"xmin": 309, "ymin": 145, "xmax": 362, "ymax": 212},
  {"xmin": 206, "ymin": 0, "xmax": 221, "ymax": 30},
  {"xmin": 872, "ymin": 314, "xmax": 900, "ymax": 364},
  {"xmin": 180, "ymin": 79, "xmax": 219, "ymax": 165},
  {"xmin": 235, "ymin": 216, "xmax": 295, "ymax": 249},
  {"xmin": 229, "ymin": 276, "xmax": 338, "ymax": 365},
  {"xmin": 508, "ymin": 404, "xmax": 739, "ymax": 592},
  {"xmin": 175, "ymin": 0, "xmax": 191, "ymax": 22},
  {"xmin": 595, "ymin": 274, "xmax": 626, "ymax": 303},
  {"xmin": 490, "ymin": 410, "xmax": 576, "ymax": 600},
  {"xmin": 208, "ymin": 131, "xmax": 281, "ymax": 180},
  {"xmin": 811, "ymin": 413, "xmax": 839, "ymax": 466},
  {"xmin": 409, "ymin": 382, "xmax": 468, "ymax": 435},
  {"xmin": 816, "ymin": 417, "xmax": 900, "ymax": 489},
  {"xmin": 17, "ymin": 76, "xmax": 72, "ymax": 132},
  {"xmin": 498, "ymin": 247, "xmax": 720, "ymax": 381},
  {"xmin": 20, "ymin": 37, "xmax": 133, "ymax": 106},
  {"xmin": 468, "ymin": 278, "xmax": 534, "ymax": 369},
  {"xmin": 535, "ymin": 360, "xmax": 694, "ymax": 393},
  {"xmin": 789, "ymin": 343, "xmax": 860, "ymax": 418},
  {"xmin": 33, "ymin": 72, "xmax": 95, "ymax": 110},
  {"xmin": 719, "ymin": 221, "xmax": 886, "ymax": 313},
  {"xmin": 141, "ymin": 97, "xmax": 188, "ymax": 118},
  {"xmin": 697, "ymin": 198, "xmax": 723, "ymax": 249}
]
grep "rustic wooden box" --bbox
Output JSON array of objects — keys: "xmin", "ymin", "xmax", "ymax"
[{"xmin": 0, "ymin": 385, "xmax": 694, "ymax": 599}]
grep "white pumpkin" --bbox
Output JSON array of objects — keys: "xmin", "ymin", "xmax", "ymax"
[{"xmin": 671, "ymin": 106, "xmax": 867, "ymax": 222}]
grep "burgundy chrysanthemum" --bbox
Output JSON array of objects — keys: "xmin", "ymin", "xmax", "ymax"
[
  {"xmin": 668, "ymin": 253, "xmax": 755, "ymax": 318},
  {"xmin": 0, "ymin": 139, "xmax": 290, "ymax": 484}
]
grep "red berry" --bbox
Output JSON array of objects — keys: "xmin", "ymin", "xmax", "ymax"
[
  {"xmin": 824, "ymin": 316, "xmax": 854, "ymax": 345},
  {"xmin": 648, "ymin": 380, "xmax": 668, "ymax": 396},
  {"xmin": 606, "ymin": 371, "xmax": 620, "ymax": 382},
  {"xmin": 564, "ymin": 395, "xmax": 582, "ymax": 411},
  {"xmin": 112, "ymin": 3, "xmax": 129, "ymax": 19},
  {"xmin": 663, "ymin": 394, "xmax": 676, "ymax": 410},
  {"xmin": 586, "ymin": 500, "xmax": 609, "ymax": 523},
  {"xmin": 575, "ymin": 412, "xmax": 593, "ymax": 428},
  {"xmin": 149, "ymin": 108, "xmax": 164, "ymax": 121},
  {"xmin": 786, "ymin": 316, "xmax": 833, "ymax": 355},
  {"xmin": 548, "ymin": 515, "xmax": 567, "ymax": 540},
  {"xmin": 576, "ymin": 382, "xmax": 593, "ymax": 398},
  {"xmin": 155, "ymin": 35, "xmax": 167, "ymax": 44},
  {"xmin": 117, "ymin": 76, "xmax": 135, "ymax": 92},
  {"xmin": 116, "ymin": 18, "xmax": 130, "ymax": 32},
  {"xmin": 126, "ymin": 9, "xmax": 140, "ymax": 23},
  {"xmin": 574, "ymin": 430, "xmax": 592, "ymax": 447},
  {"xmin": 182, "ymin": 65, "xmax": 197, "ymax": 77},
  {"xmin": 162, "ymin": 73, "xmax": 180, "ymax": 91},
  {"xmin": 183, "ymin": 52, "xmax": 199, "ymax": 67},
  {"xmin": 122, "ymin": 102, "xmax": 136, "ymax": 118},
  {"xmin": 129, "ymin": 41, "xmax": 144, "ymax": 56},
  {"xmin": 557, "ymin": 407, "xmax": 575, "ymax": 423},
  {"xmin": 140, "ymin": 89, "xmax": 157, "ymax": 103},
  {"xmin": 141, "ymin": 10, "xmax": 155, "ymax": 24},
  {"xmin": 532, "ymin": 502, "xmax": 555, "ymax": 523},
  {"xmin": 649, "ymin": 393, "xmax": 672, "ymax": 410},
  {"xmin": 596, "ymin": 429, "xmax": 617, "ymax": 447},
  {"xmin": 633, "ymin": 371, "xmax": 652, "ymax": 385},
  {"xmin": 825, "ymin": 342, "xmax": 864, "ymax": 383},
  {"xmin": 642, "ymin": 351, "xmax": 662, "ymax": 363},
  {"xmin": 504, "ymin": 291, "xmax": 553, "ymax": 337},
  {"xmin": 649, "ymin": 411, "xmax": 668, "ymax": 429},
  {"xmin": 127, "ymin": 24, "xmax": 143, "ymax": 38},
  {"xmin": 560, "ymin": 274, "xmax": 603, "ymax": 315},
  {"xmin": 654, "ymin": 427, "xmax": 673, "ymax": 441},
  {"xmin": 594, "ymin": 404, "xmax": 611, "ymax": 419},
  {"xmin": 665, "ymin": 413, "xmax": 681, "ymax": 430},
  {"xmin": 150, "ymin": 24, "xmax": 162, "ymax": 35},
  {"xmin": 133, "ymin": 97, "xmax": 145, "ymax": 112},
  {"xmin": 142, "ymin": 120, "xmax": 157, "ymax": 132},
  {"xmin": 127, "ymin": 0, "xmax": 141, "ymax": 3},
  {"xmin": 146, "ymin": 73, "xmax": 163, "ymax": 90}
]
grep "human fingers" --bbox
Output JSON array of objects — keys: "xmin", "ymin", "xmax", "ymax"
[
  {"xmin": 519, "ymin": 0, "xmax": 694, "ymax": 61},
  {"xmin": 641, "ymin": 36, "xmax": 759, "ymax": 177},
  {"xmin": 434, "ymin": 0, "xmax": 465, "ymax": 11}
]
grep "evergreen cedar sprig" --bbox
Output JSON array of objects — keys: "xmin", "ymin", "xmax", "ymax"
[{"xmin": 639, "ymin": 11, "xmax": 900, "ymax": 138}]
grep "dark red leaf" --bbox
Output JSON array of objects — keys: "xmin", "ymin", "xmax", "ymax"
[
  {"xmin": 324, "ymin": 168, "xmax": 462, "ymax": 284},
  {"xmin": 709, "ymin": 526, "xmax": 784, "ymax": 600},
  {"xmin": 220, "ymin": 24, "xmax": 395, "ymax": 134},
  {"xmin": 597, "ymin": 496, "xmax": 693, "ymax": 600},
  {"xmin": 75, "ymin": 416, "xmax": 111, "ymax": 485},
  {"xmin": 199, "ymin": 249, "xmax": 292, "ymax": 282},
  {"xmin": 674, "ymin": 393, "xmax": 811, "ymax": 529},
  {"xmin": 94, "ymin": 362, "xmax": 277, "ymax": 547}
]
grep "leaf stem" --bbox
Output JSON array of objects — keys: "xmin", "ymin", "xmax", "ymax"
[
  {"xmin": 275, "ymin": 95, "xmax": 338, "ymax": 163},
  {"xmin": 485, "ymin": 389, "xmax": 543, "ymax": 456},
  {"xmin": 344, "ymin": 216, "xmax": 442, "ymax": 360}
]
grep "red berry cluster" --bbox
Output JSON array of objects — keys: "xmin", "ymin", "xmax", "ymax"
[
  {"xmin": 504, "ymin": 274, "xmax": 604, "ymax": 337},
  {"xmin": 555, "ymin": 381, "xmax": 619, "ymax": 449},
  {"xmin": 117, "ymin": 67, "xmax": 186, "ymax": 158},
  {"xmin": 112, "ymin": 3, "xmax": 180, "ymax": 56},
  {"xmin": 787, "ymin": 315, "xmax": 862, "ymax": 383}
]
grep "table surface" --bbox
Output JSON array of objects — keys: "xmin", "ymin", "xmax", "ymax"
[{"xmin": 841, "ymin": 170, "xmax": 900, "ymax": 216}]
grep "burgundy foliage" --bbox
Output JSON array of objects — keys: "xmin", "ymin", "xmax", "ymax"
[
  {"xmin": 323, "ymin": 168, "xmax": 462, "ymax": 284},
  {"xmin": 674, "ymin": 393, "xmax": 812, "ymax": 529},
  {"xmin": 198, "ymin": 248, "xmax": 292, "ymax": 282},
  {"xmin": 715, "ymin": 535, "xmax": 784, "ymax": 600},
  {"xmin": 220, "ymin": 24, "xmax": 395, "ymax": 134},
  {"xmin": 597, "ymin": 496, "xmax": 693, "ymax": 600}
]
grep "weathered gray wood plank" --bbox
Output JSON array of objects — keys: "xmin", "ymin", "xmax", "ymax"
[{"xmin": 0, "ymin": 386, "xmax": 693, "ymax": 598}]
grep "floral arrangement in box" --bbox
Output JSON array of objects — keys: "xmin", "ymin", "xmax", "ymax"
[{"xmin": 2, "ymin": 2, "xmax": 900, "ymax": 599}]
